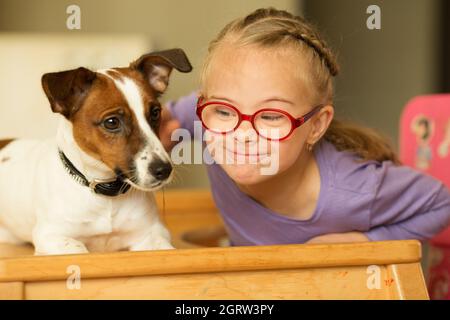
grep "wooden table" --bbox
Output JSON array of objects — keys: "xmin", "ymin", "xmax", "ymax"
[{"xmin": 0, "ymin": 190, "xmax": 429, "ymax": 299}]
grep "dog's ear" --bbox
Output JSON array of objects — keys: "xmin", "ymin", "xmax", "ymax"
[
  {"xmin": 131, "ymin": 48, "xmax": 192, "ymax": 96},
  {"xmin": 42, "ymin": 67, "xmax": 97, "ymax": 119}
]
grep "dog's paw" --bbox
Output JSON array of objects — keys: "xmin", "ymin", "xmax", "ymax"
[
  {"xmin": 130, "ymin": 237, "xmax": 174, "ymax": 251},
  {"xmin": 154, "ymin": 241, "xmax": 175, "ymax": 250},
  {"xmin": 34, "ymin": 237, "xmax": 89, "ymax": 255}
]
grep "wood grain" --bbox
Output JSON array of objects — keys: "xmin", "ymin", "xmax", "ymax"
[{"xmin": 0, "ymin": 240, "xmax": 421, "ymax": 283}]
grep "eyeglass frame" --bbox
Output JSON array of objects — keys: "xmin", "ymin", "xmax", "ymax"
[{"xmin": 196, "ymin": 96, "xmax": 324, "ymax": 141}]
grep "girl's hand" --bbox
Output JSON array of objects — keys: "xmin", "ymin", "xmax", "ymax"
[
  {"xmin": 159, "ymin": 104, "xmax": 181, "ymax": 151},
  {"xmin": 305, "ymin": 232, "xmax": 370, "ymax": 244}
]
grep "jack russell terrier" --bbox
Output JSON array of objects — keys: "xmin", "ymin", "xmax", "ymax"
[{"xmin": 0, "ymin": 48, "xmax": 192, "ymax": 255}]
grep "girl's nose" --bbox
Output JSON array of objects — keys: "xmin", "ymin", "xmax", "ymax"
[{"xmin": 233, "ymin": 120, "xmax": 257, "ymax": 143}]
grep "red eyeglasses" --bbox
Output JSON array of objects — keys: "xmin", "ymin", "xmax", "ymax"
[{"xmin": 196, "ymin": 96, "xmax": 323, "ymax": 141}]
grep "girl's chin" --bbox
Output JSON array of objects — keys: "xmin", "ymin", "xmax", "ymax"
[{"xmin": 220, "ymin": 163, "xmax": 271, "ymax": 185}]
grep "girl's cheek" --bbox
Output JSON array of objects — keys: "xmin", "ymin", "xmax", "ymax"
[
  {"xmin": 276, "ymin": 145, "xmax": 297, "ymax": 168},
  {"xmin": 277, "ymin": 137, "xmax": 305, "ymax": 164}
]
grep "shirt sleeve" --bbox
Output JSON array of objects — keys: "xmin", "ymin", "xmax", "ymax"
[
  {"xmin": 165, "ymin": 91, "xmax": 199, "ymax": 137},
  {"xmin": 364, "ymin": 161, "xmax": 450, "ymax": 241}
]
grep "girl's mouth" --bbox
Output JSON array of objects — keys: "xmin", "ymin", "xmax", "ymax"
[{"xmin": 225, "ymin": 148, "xmax": 268, "ymax": 158}]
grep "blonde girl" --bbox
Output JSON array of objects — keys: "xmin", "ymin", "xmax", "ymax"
[{"xmin": 161, "ymin": 8, "xmax": 450, "ymax": 245}]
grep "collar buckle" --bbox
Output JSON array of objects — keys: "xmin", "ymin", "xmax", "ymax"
[
  {"xmin": 88, "ymin": 180, "xmax": 99, "ymax": 193},
  {"xmin": 88, "ymin": 178, "xmax": 120, "ymax": 193}
]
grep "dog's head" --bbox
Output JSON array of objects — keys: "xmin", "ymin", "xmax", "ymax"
[{"xmin": 41, "ymin": 48, "xmax": 192, "ymax": 190}]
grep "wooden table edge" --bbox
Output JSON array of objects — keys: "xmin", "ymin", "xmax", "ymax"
[{"xmin": 0, "ymin": 240, "xmax": 422, "ymax": 283}]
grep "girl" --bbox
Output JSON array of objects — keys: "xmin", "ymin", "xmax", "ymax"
[{"xmin": 161, "ymin": 8, "xmax": 450, "ymax": 245}]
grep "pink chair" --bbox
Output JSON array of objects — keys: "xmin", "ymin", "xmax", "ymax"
[{"xmin": 400, "ymin": 94, "xmax": 450, "ymax": 299}]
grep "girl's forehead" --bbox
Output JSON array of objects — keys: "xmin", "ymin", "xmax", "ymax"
[
  {"xmin": 204, "ymin": 45, "xmax": 313, "ymax": 106},
  {"xmin": 212, "ymin": 44, "xmax": 300, "ymax": 71}
]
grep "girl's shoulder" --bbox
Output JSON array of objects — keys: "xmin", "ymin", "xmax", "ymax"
[
  {"xmin": 318, "ymin": 139, "xmax": 449, "ymax": 221},
  {"xmin": 316, "ymin": 139, "xmax": 441, "ymax": 196},
  {"xmin": 316, "ymin": 139, "xmax": 383, "ymax": 194}
]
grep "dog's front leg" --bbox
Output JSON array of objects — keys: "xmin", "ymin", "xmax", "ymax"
[
  {"xmin": 33, "ymin": 234, "xmax": 89, "ymax": 255},
  {"xmin": 129, "ymin": 220, "xmax": 174, "ymax": 251},
  {"xmin": 32, "ymin": 226, "xmax": 89, "ymax": 255}
]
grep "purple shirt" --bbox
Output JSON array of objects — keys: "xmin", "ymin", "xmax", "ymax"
[{"xmin": 167, "ymin": 92, "xmax": 450, "ymax": 245}]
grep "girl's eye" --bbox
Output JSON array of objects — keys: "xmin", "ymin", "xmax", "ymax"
[
  {"xmin": 150, "ymin": 106, "xmax": 161, "ymax": 122},
  {"xmin": 214, "ymin": 106, "xmax": 235, "ymax": 118},
  {"xmin": 102, "ymin": 117, "xmax": 121, "ymax": 132},
  {"xmin": 260, "ymin": 113, "xmax": 284, "ymax": 121}
]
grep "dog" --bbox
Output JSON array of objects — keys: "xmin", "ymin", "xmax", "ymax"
[{"xmin": 0, "ymin": 48, "xmax": 192, "ymax": 255}]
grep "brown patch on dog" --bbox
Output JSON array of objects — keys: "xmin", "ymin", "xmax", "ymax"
[
  {"xmin": 0, "ymin": 139, "xmax": 14, "ymax": 150},
  {"xmin": 0, "ymin": 139, "xmax": 15, "ymax": 163},
  {"xmin": 71, "ymin": 69, "xmax": 161, "ymax": 179}
]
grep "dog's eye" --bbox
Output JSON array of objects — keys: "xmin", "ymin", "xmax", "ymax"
[
  {"xmin": 150, "ymin": 106, "xmax": 161, "ymax": 122},
  {"xmin": 102, "ymin": 117, "xmax": 121, "ymax": 132}
]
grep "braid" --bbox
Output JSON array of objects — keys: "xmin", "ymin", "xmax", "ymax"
[
  {"xmin": 239, "ymin": 8, "xmax": 339, "ymax": 76},
  {"xmin": 284, "ymin": 29, "xmax": 339, "ymax": 77}
]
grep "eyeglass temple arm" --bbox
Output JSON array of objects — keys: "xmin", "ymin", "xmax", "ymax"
[{"xmin": 295, "ymin": 105, "xmax": 324, "ymax": 126}]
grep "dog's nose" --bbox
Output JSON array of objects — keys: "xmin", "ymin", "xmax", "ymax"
[{"xmin": 149, "ymin": 160, "xmax": 172, "ymax": 181}]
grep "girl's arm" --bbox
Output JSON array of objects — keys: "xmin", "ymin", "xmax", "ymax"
[
  {"xmin": 165, "ymin": 91, "xmax": 199, "ymax": 137},
  {"xmin": 159, "ymin": 91, "xmax": 199, "ymax": 151},
  {"xmin": 306, "ymin": 232, "xmax": 369, "ymax": 244},
  {"xmin": 159, "ymin": 91, "xmax": 199, "ymax": 150},
  {"xmin": 306, "ymin": 162, "xmax": 450, "ymax": 244},
  {"xmin": 364, "ymin": 163, "xmax": 450, "ymax": 242}
]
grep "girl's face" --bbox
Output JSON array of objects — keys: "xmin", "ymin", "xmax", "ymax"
[{"xmin": 201, "ymin": 45, "xmax": 322, "ymax": 185}]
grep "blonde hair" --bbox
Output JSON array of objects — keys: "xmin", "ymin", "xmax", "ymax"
[{"xmin": 200, "ymin": 7, "xmax": 401, "ymax": 165}]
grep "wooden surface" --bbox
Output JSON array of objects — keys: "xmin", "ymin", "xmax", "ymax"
[
  {"xmin": 387, "ymin": 263, "xmax": 429, "ymax": 300},
  {"xmin": 0, "ymin": 240, "xmax": 423, "ymax": 283},
  {"xmin": 156, "ymin": 189, "xmax": 227, "ymax": 249},
  {"xmin": 0, "ymin": 189, "xmax": 429, "ymax": 300},
  {"xmin": 21, "ymin": 266, "xmax": 407, "ymax": 300}
]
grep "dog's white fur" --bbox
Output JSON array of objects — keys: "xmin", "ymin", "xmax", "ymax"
[{"xmin": 0, "ymin": 69, "xmax": 173, "ymax": 255}]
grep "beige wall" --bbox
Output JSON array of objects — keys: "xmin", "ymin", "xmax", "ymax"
[
  {"xmin": 305, "ymin": 0, "xmax": 441, "ymax": 148},
  {"xmin": 0, "ymin": 0, "xmax": 301, "ymax": 105}
]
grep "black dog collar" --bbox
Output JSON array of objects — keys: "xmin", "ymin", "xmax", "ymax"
[{"xmin": 58, "ymin": 149, "xmax": 131, "ymax": 197}]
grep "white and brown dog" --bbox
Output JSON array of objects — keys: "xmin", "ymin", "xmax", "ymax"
[{"xmin": 0, "ymin": 48, "xmax": 192, "ymax": 255}]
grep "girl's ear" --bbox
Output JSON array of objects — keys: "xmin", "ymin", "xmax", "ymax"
[
  {"xmin": 308, "ymin": 105, "xmax": 334, "ymax": 144},
  {"xmin": 131, "ymin": 48, "xmax": 193, "ymax": 96}
]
